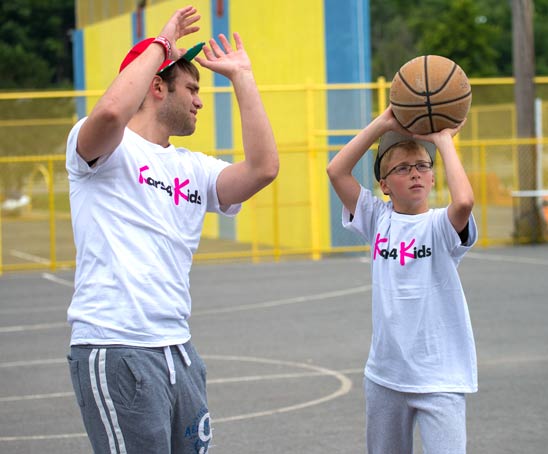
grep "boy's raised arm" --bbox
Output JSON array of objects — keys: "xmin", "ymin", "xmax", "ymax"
[
  {"xmin": 327, "ymin": 106, "xmax": 404, "ymax": 215},
  {"xmin": 414, "ymin": 123, "xmax": 474, "ymax": 234}
]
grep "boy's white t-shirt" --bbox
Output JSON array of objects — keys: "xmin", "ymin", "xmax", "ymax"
[
  {"xmin": 66, "ymin": 117, "xmax": 241, "ymax": 347},
  {"xmin": 343, "ymin": 186, "xmax": 478, "ymax": 393}
]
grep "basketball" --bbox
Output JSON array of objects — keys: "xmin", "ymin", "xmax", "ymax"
[{"xmin": 389, "ymin": 55, "xmax": 472, "ymax": 134}]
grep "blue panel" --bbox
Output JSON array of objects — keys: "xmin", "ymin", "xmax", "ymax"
[
  {"xmin": 72, "ymin": 28, "xmax": 86, "ymax": 119},
  {"xmin": 132, "ymin": 8, "xmax": 146, "ymax": 44},
  {"xmin": 324, "ymin": 0, "xmax": 373, "ymax": 248},
  {"xmin": 211, "ymin": 0, "xmax": 235, "ymax": 239}
]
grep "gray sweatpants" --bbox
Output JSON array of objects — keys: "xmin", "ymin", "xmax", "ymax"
[
  {"xmin": 68, "ymin": 343, "xmax": 211, "ymax": 454},
  {"xmin": 365, "ymin": 377, "xmax": 467, "ymax": 454}
]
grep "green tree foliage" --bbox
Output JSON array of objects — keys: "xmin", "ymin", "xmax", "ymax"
[
  {"xmin": 369, "ymin": 0, "xmax": 548, "ymax": 79},
  {"xmin": 413, "ymin": 0, "xmax": 501, "ymax": 77},
  {"xmin": 1, "ymin": 1, "xmax": 548, "ymax": 87},
  {"xmin": 0, "ymin": 0, "xmax": 74, "ymax": 89}
]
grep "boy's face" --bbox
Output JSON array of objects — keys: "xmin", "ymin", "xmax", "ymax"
[{"xmin": 379, "ymin": 145, "xmax": 434, "ymax": 214}]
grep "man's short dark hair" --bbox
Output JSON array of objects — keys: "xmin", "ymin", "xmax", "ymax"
[{"xmin": 159, "ymin": 59, "xmax": 200, "ymax": 92}]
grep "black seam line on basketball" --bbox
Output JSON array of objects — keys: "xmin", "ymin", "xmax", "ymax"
[
  {"xmin": 390, "ymin": 90, "xmax": 472, "ymax": 108},
  {"xmin": 397, "ymin": 71, "xmax": 428, "ymax": 96},
  {"xmin": 395, "ymin": 60, "xmax": 461, "ymax": 97},
  {"xmin": 424, "ymin": 56, "xmax": 434, "ymax": 133},
  {"xmin": 437, "ymin": 62, "xmax": 458, "ymax": 94},
  {"xmin": 403, "ymin": 113, "xmax": 464, "ymax": 129}
]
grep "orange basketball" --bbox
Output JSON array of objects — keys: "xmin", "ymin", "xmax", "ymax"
[{"xmin": 389, "ymin": 55, "xmax": 472, "ymax": 134}]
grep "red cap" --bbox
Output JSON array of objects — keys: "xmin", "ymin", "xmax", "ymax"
[
  {"xmin": 119, "ymin": 38, "xmax": 174, "ymax": 73},
  {"xmin": 119, "ymin": 38, "xmax": 204, "ymax": 74}
]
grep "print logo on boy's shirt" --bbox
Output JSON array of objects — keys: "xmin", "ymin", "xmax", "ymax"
[
  {"xmin": 373, "ymin": 233, "xmax": 431, "ymax": 266},
  {"xmin": 138, "ymin": 165, "xmax": 202, "ymax": 205}
]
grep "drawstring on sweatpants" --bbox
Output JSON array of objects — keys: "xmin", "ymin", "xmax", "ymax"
[{"xmin": 163, "ymin": 344, "xmax": 192, "ymax": 385}]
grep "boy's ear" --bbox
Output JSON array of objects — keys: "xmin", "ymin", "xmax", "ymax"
[{"xmin": 379, "ymin": 178, "xmax": 391, "ymax": 196}]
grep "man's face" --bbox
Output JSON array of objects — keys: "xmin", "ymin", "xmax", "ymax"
[{"xmin": 157, "ymin": 68, "xmax": 203, "ymax": 137}]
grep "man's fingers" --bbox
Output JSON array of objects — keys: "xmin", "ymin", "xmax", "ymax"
[
  {"xmin": 217, "ymin": 34, "xmax": 233, "ymax": 53},
  {"xmin": 232, "ymin": 32, "xmax": 243, "ymax": 50}
]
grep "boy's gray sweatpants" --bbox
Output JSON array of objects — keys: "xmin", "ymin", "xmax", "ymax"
[
  {"xmin": 365, "ymin": 377, "xmax": 467, "ymax": 454},
  {"xmin": 68, "ymin": 342, "xmax": 211, "ymax": 454}
]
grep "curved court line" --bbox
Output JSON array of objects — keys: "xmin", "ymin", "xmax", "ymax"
[
  {"xmin": 202, "ymin": 355, "xmax": 353, "ymax": 423},
  {"xmin": 0, "ymin": 355, "xmax": 352, "ymax": 443}
]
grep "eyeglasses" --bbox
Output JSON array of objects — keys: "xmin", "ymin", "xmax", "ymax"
[{"xmin": 382, "ymin": 161, "xmax": 433, "ymax": 179}]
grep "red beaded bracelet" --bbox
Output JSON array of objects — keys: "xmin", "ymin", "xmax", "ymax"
[{"xmin": 152, "ymin": 36, "xmax": 172, "ymax": 60}]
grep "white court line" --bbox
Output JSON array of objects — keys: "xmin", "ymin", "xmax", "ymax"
[
  {"xmin": 0, "ymin": 285, "xmax": 371, "ymax": 334},
  {"xmin": 0, "ymin": 305, "xmax": 67, "ymax": 315},
  {"xmin": 466, "ymin": 251, "xmax": 548, "ymax": 266},
  {"xmin": 0, "ymin": 358, "xmax": 66, "ymax": 368},
  {"xmin": 9, "ymin": 250, "xmax": 50, "ymax": 265},
  {"xmin": 0, "ymin": 369, "xmax": 359, "ymax": 403},
  {"xmin": 2, "ymin": 353, "xmax": 548, "ymax": 442},
  {"xmin": 0, "ymin": 322, "xmax": 67, "ymax": 334},
  {"xmin": 0, "ymin": 433, "xmax": 88, "ymax": 442},
  {"xmin": 193, "ymin": 285, "xmax": 371, "ymax": 316},
  {"xmin": 0, "ymin": 355, "xmax": 353, "ymax": 442},
  {"xmin": 199, "ymin": 355, "xmax": 353, "ymax": 423},
  {"xmin": 0, "ymin": 274, "xmax": 70, "ymax": 316},
  {"xmin": 42, "ymin": 273, "xmax": 73, "ymax": 287},
  {"xmin": 0, "ymin": 392, "xmax": 74, "ymax": 403}
]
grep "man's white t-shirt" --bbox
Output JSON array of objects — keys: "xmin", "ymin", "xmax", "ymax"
[
  {"xmin": 343, "ymin": 186, "xmax": 478, "ymax": 393},
  {"xmin": 66, "ymin": 118, "xmax": 240, "ymax": 347}
]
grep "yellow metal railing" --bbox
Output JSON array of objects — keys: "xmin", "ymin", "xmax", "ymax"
[
  {"xmin": 1, "ymin": 135, "xmax": 545, "ymax": 273},
  {"xmin": 1, "ymin": 79, "xmax": 547, "ymax": 273}
]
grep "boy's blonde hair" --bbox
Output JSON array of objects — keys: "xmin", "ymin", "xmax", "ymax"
[
  {"xmin": 374, "ymin": 131, "xmax": 437, "ymax": 181},
  {"xmin": 379, "ymin": 141, "xmax": 431, "ymax": 179}
]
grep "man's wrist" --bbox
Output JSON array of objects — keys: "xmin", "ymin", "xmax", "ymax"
[{"xmin": 152, "ymin": 36, "xmax": 172, "ymax": 60}]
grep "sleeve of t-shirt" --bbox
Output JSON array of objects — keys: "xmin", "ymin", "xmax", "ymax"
[
  {"xmin": 434, "ymin": 208, "xmax": 478, "ymax": 261},
  {"xmin": 341, "ymin": 185, "xmax": 389, "ymax": 244},
  {"xmin": 65, "ymin": 117, "xmax": 113, "ymax": 178},
  {"xmin": 195, "ymin": 152, "xmax": 242, "ymax": 217}
]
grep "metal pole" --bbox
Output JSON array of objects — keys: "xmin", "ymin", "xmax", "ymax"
[{"xmin": 512, "ymin": 0, "xmax": 543, "ymax": 241}]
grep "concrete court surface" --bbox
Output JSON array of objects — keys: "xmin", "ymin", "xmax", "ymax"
[{"xmin": 1, "ymin": 244, "xmax": 547, "ymax": 453}]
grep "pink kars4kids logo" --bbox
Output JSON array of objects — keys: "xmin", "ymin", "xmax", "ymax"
[
  {"xmin": 138, "ymin": 165, "xmax": 202, "ymax": 205},
  {"xmin": 373, "ymin": 233, "xmax": 431, "ymax": 265}
]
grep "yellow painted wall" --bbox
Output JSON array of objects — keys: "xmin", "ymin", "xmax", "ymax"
[
  {"xmin": 83, "ymin": 15, "xmax": 132, "ymax": 93},
  {"xmin": 80, "ymin": 0, "xmax": 331, "ymax": 249},
  {"xmin": 229, "ymin": 0, "xmax": 329, "ymax": 251}
]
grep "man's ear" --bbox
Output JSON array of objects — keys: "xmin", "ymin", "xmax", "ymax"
[{"xmin": 151, "ymin": 75, "xmax": 166, "ymax": 100}]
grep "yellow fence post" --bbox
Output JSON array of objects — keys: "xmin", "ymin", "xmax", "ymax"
[
  {"xmin": 272, "ymin": 178, "xmax": 281, "ymax": 262},
  {"xmin": 306, "ymin": 79, "xmax": 321, "ymax": 260},
  {"xmin": 479, "ymin": 144, "xmax": 489, "ymax": 246},
  {"xmin": 377, "ymin": 76, "xmax": 387, "ymax": 114},
  {"xmin": 251, "ymin": 196, "xmax": 259, "ymax": 263},
  {"xmin": 47, "ymin": 159, "xmax": 57, "ymax": 271},
  {"xmin": 0, "ymin": 205, "xmax": 3, "ymax": 276}
]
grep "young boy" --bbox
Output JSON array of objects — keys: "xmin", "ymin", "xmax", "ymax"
[{"xmin": 327, "ymin": 106, "xmax": 477, "ymax": 454}]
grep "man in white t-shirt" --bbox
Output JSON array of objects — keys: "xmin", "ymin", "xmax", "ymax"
[
  {"xmin": 327, "ymin": 106, "xmax": 477, "ymax": 454},
  {"xmin": 66, "ymin": 6, "xmax": 278, "ymax": 454}
]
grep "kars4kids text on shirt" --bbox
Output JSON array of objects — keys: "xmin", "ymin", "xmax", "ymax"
[
  {"xmin": 373, "ymin": 233, "xmax": 432, "ymax": 266},
  {"xmin": 138, "ymin": 165, "xmax": 202, "ymax": 205}
]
